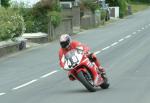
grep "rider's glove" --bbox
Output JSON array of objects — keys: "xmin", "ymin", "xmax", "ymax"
[{"xmin": 88, "ymin": 53, "xmax": 96, "ymax": 62}]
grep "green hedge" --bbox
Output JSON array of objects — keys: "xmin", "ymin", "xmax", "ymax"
[
  {"xmin": 80, "ymin": 0, "xmax": 99, "ymax": 13},
  {"xmin": 14, "ymin": 1, "xmax": 62, "ymax": 33},
  {"xmin": 118, "ymin": 0, "xmax": 128, "ymax": 18},
  {"xmin": 1, "ymin": 0, "xmax": 11, "ymax": 8},
  {"xmin": 101, "ymin": 9, "xmax": 107, "ymax": 20},
  {"xmin": 106, "ymin": 0, "xmax": 128, "ymax": 18},
  {"xmin": 48, "ymin": 11, "xmax": 61, "ymax": 28},
  {"xmin": 0, "ymin": 7, "xmax": 25, "ymax": 41},
  {"xmin": 130, "ymin": 0, "xmax": 150, "ymax": 3}
]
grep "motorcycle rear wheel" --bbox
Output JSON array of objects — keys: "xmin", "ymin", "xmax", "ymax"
[
  {"xmin": 77, "ymin": 71, "xmax": 96, "ymax": 92},
  {"xmin": 100, "ymin": 77, "xmax": 110, "ymax": 89}
]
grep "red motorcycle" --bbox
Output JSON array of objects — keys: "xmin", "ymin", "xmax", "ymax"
[{"xmin": 62, "ymin": 47, "xmax": 109, "ymax": 92}]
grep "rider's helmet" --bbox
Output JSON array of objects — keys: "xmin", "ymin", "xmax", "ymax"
[{"xmin": 60, "ymin": 34, "xmax": 71, "ymax": 48}]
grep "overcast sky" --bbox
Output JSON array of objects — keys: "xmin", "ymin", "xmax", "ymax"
[{"xmin": 11, "ymin": 0, "xmax": 40, "ymax": 6}]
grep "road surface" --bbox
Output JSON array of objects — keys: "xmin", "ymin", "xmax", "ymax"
[{"xmin": 0, "ymin": 8, "xmax": 150, "ymax": 103}]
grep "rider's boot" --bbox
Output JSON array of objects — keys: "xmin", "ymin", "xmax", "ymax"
[
  {"xmin": 68, "ymin": 75, "xmax": 75, "ymax": 81},
  {"xmin": 68, "ymin": 71, "xmax": 75, "ymax": 81},
  {"xmin": 97, "ymin": 66, "xmax": 107, "ymax": 81},
  {"xmin": 94, "ymin": 75, "xmax": 103, "ymax": 86},
  {"xmin": 88, "ymin": 53, "xmax": 107, "ymax": 79}
]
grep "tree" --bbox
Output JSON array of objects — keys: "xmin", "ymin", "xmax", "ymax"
[
  {"xmin": 1, "ymin": 0, "xmax": 10, "ymax": 8},
  {"xmin": 106, "ymin": 0, "xmax": 119, "ymax": 6}
]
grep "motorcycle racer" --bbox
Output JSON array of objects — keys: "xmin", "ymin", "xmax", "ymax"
[{"xmin": 58, "ymin": 34, "xmax": 107, "ymax": 86}]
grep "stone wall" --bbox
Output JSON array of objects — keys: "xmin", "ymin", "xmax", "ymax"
[
  {"xmin": 48, "ymin": 17, "xmax": 73, "ymax": 40},
  {"xmin": 80, "ymin": 10, "xmax": 101, "ymax": 29},
  {"xmin": 22, "ymin": 33, "xmax": 48, "ymax": 44},
  {"xmin": 62, "ymin": 6, "xmax": 80, "ymax": 33},
  {"xmin": 0, "ymin": 40, "xmax": 19, "ymax": 57},
  {"xmin": 72, "ymin": 6, "xmax": 80, "ymax": 33}
]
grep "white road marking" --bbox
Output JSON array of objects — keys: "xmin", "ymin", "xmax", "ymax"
[
  {"xmin": 94, "ymin": 51, "xmax": 102, "ymax": 55},
  {"xmin": 0, "ymin": 93, "xmax": 6, "ymax": 96},
  {"xmin": 2, "ymin": 24, "xmax": 149, "ymax": 95},
  {"xmin": 118, "ymin": 38, "xmax": 124, "ymax": 42},
  {"xmin": 40, "ymin": 70, "xmax": 58, "ymax": 78},
  {"xmin": 12, "ymin": 79, "xmax": 38, "ymax": 90},
  {"xmin": 102, "ymin": 46, "xmax": 110, "ymax": 51},
  {"xmin": 132, "ymin": 32, "xmax": 136, "ymax": 35},
  {"xmin": 111, "ymin": 42, "xmax": 118, "ymax": 46},
  {"xmin": 125, "ymin": 35, "xmax": 132, "ymax": 39}
]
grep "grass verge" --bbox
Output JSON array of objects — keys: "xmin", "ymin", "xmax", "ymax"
[{"xmin": 131, "ymin": 2, "xmax": 150, "ymax": 13}]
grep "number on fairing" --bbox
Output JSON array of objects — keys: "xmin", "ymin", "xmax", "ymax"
[
  {"xmin": 66, "ymin": 55, "xmax": 79, "ymax": 68},
  {"xmin": 72, "ymin": 56, "xmax": 78, "ymax": 63},
  {"xmin": 67, "ymin": 59, "xmax": 72, "ymax": 67}
]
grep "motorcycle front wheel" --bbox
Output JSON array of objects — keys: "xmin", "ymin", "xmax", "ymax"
[{"xmin": 77, "ymin": 71, "xmax": 96, "ymax": 92}]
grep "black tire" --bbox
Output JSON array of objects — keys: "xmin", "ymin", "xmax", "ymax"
[
  {"xmin": 77, "ymin": 71, "xmax": 96, "ymax": 92},
  {"xmin": 100, "ymin": 77, "xmax": 110, "ymax": 89}
]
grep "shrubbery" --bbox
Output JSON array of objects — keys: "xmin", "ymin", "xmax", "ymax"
[
  {"xmin": 48, "ymin": 11, "xmax": 61, "ymax": 28},
  {"xmin": 101, "ymin": 9, "xmax": 107, "ymax": 21},
  {"xmin": 30, "ymin": 2, "xmax": 50, "ymax": 33},
  {"xmin": 130, "ymin": 0, "xmax": 150, "ymax": 3},
  {"xmin": 106, "ymin": 0, "xmax": 128, "ymax": 18},
  {"xmin": 118, "ymin": 0, "xmax": 128, "ymax": 18},
  {"xmin": 80, "ymin": 0, "xmax": 99, "ymax": 13},
  {"xmin": 1, "ymin": 0, "xmax": 11, "ymax": 8},
  {"xmin": 11, "ymin": 0, "xmax": 62, "ymax": 33},
  {"xmin": 0, "ymin": 7, "xmax": 25, "ymax": 41}
]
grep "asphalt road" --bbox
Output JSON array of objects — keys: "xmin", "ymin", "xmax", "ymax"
[{"xmin": 0, "ymin": 8, "xmax": 150, "ymax": 103}]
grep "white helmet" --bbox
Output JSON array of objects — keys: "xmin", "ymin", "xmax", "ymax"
[{"xmin": 60, "ymin": 34, "xmax": 71, "ymax": 48}]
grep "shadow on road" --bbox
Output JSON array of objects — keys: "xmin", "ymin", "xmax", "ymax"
[
  {"xmin": 58, "ymin": 88, "xmax": 104, "ymax": 94},
  {"xmin": 63, "ymin": 89, "xmax": 89, "ymax": 94}
]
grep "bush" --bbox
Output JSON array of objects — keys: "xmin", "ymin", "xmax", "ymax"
[
  {"xmin": 118, "ymin": 0, "xmax": 128, "ymax": 18},
  {"xmin": 106, "ymin": 0, "xmax": 128, "ymax": 18},
  {"xmin": 10, "ymin": 0, "xmax": 61, "ymax": 33},
  {"xmin": 11, "ymin": 1, "xmax": 49, "ymax": 33},
  {"xmin": 101, "ymin": 10, "xmax": 107, "ymax": 20},
  {"xmin": 0, "ymin": 7, "xmax": 25, "ymax": 41},
  {"xmin": 13, "ymin": 1, "xmax": 62, "ymax": 33},
  {"xmin": 1, "ymin": 0, "xmax": 11, "ymax": 8},
  {"xmin": 130, "ymin": 0, "xmax": 150, "ymax": 3},
  {"xmin": 80, "ymin": 0, "xmax": 99, "ymax": 13},
  {"xmin": 48, "ymin": 11, "xmax": 61, "ymax": 28},
  {"xmin": 32, "ymin": 1, "xmax": 62, "ymax": 31}
]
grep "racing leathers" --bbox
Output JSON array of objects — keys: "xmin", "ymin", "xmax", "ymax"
[{"xmin": 59, "ymin": 40, "xmax": 106, "ymax": 86}]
